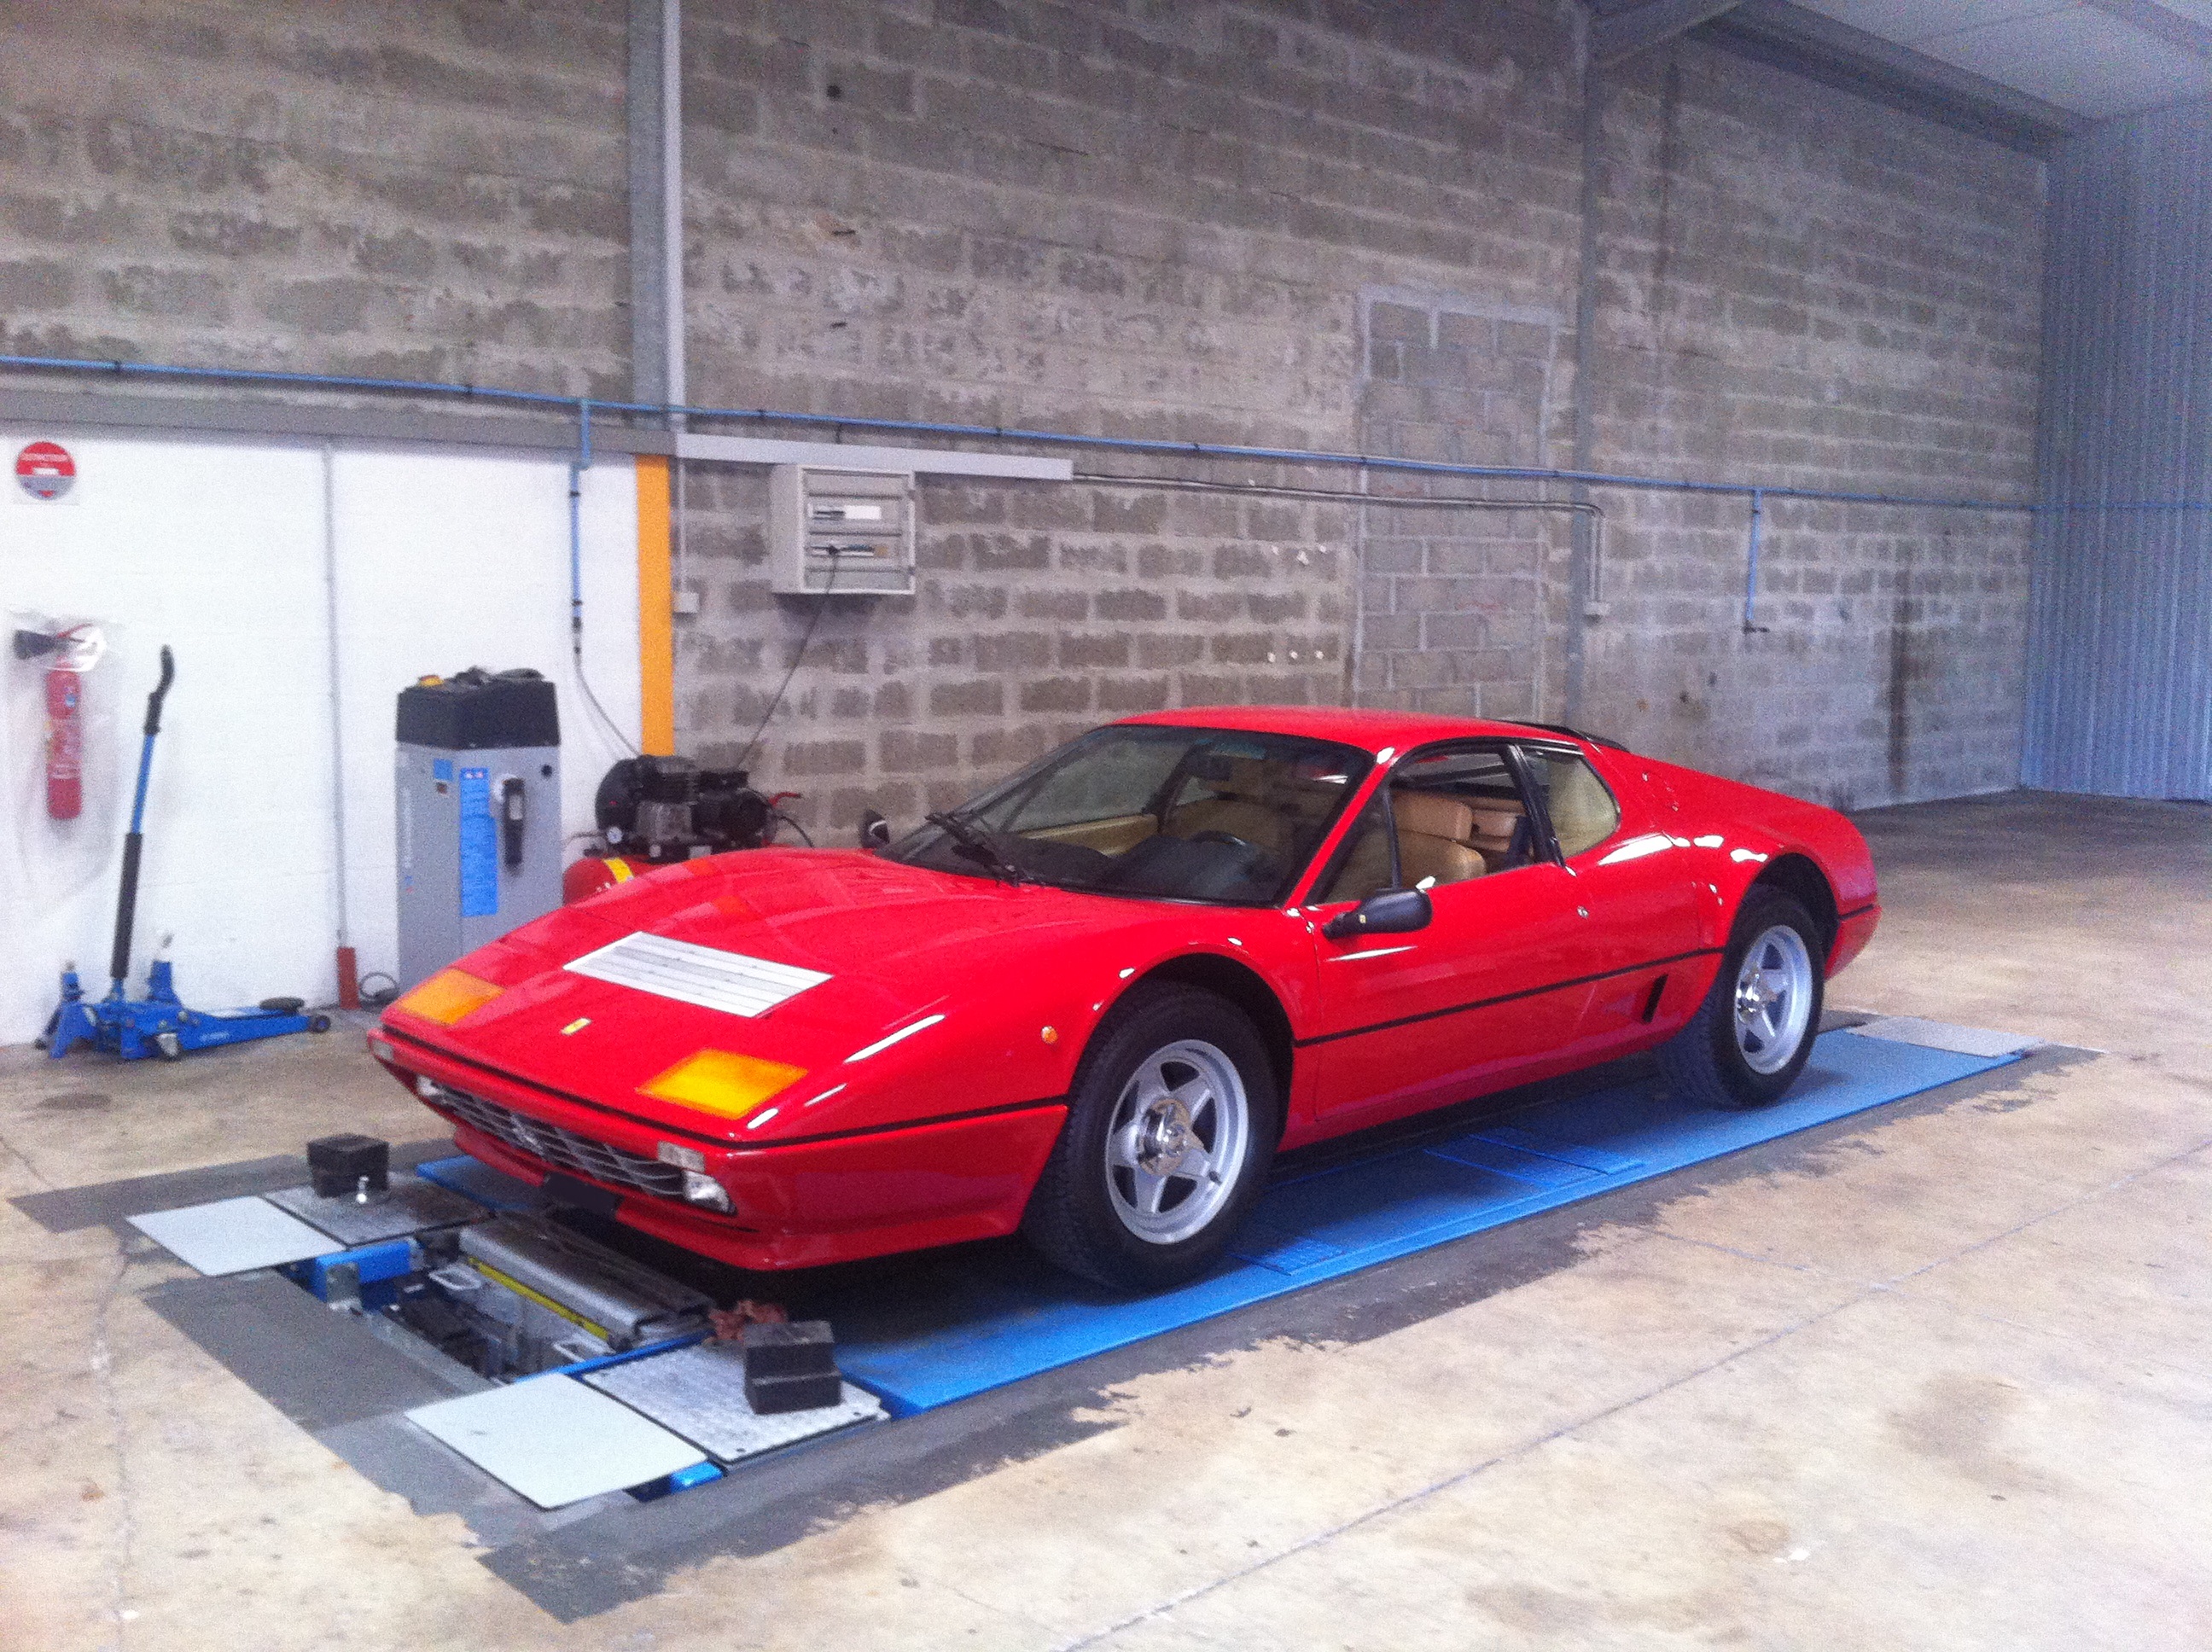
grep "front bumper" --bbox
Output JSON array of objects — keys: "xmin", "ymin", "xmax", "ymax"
[{"xmin": 376, "ymin": 1031, "xmax": 1068, "ymax": 1271}]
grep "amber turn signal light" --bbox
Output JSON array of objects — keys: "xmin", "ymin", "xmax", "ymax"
[
  {"xmin": 392, "ymin": 969, "xmax": 504, "ymax": 1027},
  {"xmin": 639, "ymin": 1050, "xmax": 806, "ymax": 1120}
]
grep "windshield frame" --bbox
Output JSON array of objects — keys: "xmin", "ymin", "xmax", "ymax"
[{"xmin": 881, "ymin": 722, "xmax": 1378, "ymax": 909}]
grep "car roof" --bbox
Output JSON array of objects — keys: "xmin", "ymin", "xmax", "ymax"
[{"xmin": 1116, "ymin": 705, "xmax": 1588, "ymax": 753}]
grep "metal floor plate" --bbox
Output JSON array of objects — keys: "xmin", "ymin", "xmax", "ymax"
[
  {"xmin": 581, "ymin": 1342, "xmax": 885, "ymax": 1463},
  {"xmin": 406, "ymin": 1376, "xmax": 705, "ymax": 1509},
  {"xmin": 1847, "ymin": 1015, "xmax": 2045, "ymax": 1058},
  {"xmin": 265, "ymin": 1175, "xmax": 486, "ymax": 1246},
  {"xmin": 128, "ymin": 1195, "xmax": 340, "ymax": 1276}
]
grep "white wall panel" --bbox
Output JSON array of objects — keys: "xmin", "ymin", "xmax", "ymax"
[{"xmin": 0, "ymin": 429, "xmax": 639, "ymax": 1046}]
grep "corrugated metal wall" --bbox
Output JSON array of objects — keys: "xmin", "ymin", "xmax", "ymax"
[{"xmin": 2023, "ymin": 101, "xmax": 2212, "ymax": 800}]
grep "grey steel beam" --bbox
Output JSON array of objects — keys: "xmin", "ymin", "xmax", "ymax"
[
  {"xmin": 1700, "ymin": 0, "xmax": 2088, "ymax": 155},
  {"xmin": 2079, "ymin": 0, "xmax": 2212, "ymax": 63},
  {"xmin": 627, "ymin": 0, "xmax": 686, "ymax": 416},
  {"xmin": 1592, "ymin": 0, "xmax": 1747, "ymax": 65}
]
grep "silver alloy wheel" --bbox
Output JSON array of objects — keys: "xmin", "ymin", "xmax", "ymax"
[
  {"xmin": 1103, "ymin": 1038, "xmax": 1251, "ymax": 1246},
  {"xmin": 1733, "ymin": 923, "xmax": 1815, "ymax": 1074}
]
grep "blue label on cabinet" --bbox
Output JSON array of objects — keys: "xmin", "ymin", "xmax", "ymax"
[
  {"xmin": 433, "ymin": 758, "xmax": 454, "ymax": 782},
  {"xmin": 459, "ymin": 767, "xmax": 498, "ymax": 916}
]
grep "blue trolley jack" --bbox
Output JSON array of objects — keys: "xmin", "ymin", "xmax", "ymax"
[{"xmin": 43, "ymin": 647, "xmax": 331, "ymax": 1062}]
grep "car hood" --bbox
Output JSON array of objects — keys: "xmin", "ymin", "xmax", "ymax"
[{"xmin": 386, "ymin": 849, "xmax": 1155, "ymax": 1143}]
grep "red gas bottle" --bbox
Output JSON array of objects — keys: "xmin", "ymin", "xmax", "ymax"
[{"xmin": 563, "ymin": 852, "xmax": 644, "ymax": 905}]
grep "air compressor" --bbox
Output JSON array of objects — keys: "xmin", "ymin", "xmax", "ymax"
[{"xmin": 562, "ymin": 755, "xmax": 773, "ymax": 903}]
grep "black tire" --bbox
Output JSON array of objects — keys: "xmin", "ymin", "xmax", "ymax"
[
  {"xmin": 308, "ymin": 1015, "xmax": 333, "ymax": 1033},
  {"xmin": 1658, "ymin": 886, "xmax": 1825, "ymax": 1111},
  {"xmin": 1022, "ymin": 983, "xmax": 1279, "ymax": 1292}
]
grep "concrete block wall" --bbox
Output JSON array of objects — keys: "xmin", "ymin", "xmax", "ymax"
[
  {"xmin": 0, "ymin": 0, "xmax": 2047, "ymax": 827},
  {"xmin": 1575, "ymin": 45, "xmax": 2043, "ymax": 807},
  {"xmin": 672, "ymin": 0, "xmax": 1586, "ymax": 832},
  {"xmin": 0, "ymin": 0, "xmax": 630, "ymax": 394}
]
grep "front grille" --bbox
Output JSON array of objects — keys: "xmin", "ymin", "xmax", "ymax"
[{"xmin": 433, "ymin": 1085, "xmax": 691, "ymax": 1203}]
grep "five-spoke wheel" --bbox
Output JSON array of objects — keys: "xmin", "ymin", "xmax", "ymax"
[
  {"xmin": 1659, "ymin": 887, "xmax": 1825, "ymax": 1110},
  {"xmin": 1103, "ymin": 1038, "xmax": 1250, "ymax": 1246},
  {"xmin": 1023, "ymin": 984, "xmax": 1278, "ymax": 1290}
]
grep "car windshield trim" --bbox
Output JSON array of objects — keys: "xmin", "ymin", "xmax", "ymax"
[{"xmin": 881, "ymin": 724, "xmax": 1375, "ymax": 908}]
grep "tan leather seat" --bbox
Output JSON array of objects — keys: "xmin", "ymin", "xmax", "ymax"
[
  {"xmin": 1393, "ymin": 792, "xmax": 1485, "ymax": 887},
  {"xmin": 1465, "ymin": 800, "xmax": 1527, "ymax": 871}
]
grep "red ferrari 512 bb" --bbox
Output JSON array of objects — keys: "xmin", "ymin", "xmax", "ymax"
[{"xmin": 374, "ymin": 708, "xmax": 1877, "ymax": 1290}]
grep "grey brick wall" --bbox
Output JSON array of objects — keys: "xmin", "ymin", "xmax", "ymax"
[
  {"xmin": 0, "ymin": 0, "xmax": 630, "ymax": 394},
  {"xmin": 1574, "ymin": 44, "xmax": 2043, "ymax": 807},
  {"xmin": 0, "ymin": 0, "xmax": 2046, "ymax": 823}
]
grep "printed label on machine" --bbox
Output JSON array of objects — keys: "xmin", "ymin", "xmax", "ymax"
[{"xmin": 459, "ymin": 766, "xmax": 499, "ymax": 917}]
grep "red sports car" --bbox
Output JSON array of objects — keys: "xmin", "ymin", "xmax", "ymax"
[{"xmin": 374, "ymin": 708, "xmax": 1877, "ymax": 1290}]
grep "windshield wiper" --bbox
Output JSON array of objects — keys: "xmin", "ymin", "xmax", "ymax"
[{"xmin": 925, "ymin": 810, "xmax": 1029, "ymax": 885}]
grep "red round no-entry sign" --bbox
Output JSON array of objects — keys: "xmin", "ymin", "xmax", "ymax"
[{"xmin": 15, "ymin": 440, "xmax": 75, "ymax": 501}]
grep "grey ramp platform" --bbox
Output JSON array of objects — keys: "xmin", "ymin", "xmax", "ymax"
[
  {"xmin": 583, "ymin": 1341, "xmax": 886, "ymax": 1463},
  {"xmin": 265, "ymin": 1174, "xmax": 486, "ymax": 1246},
  {"xmin": 407, "ymin": 1376, "xmax": 706, "ymax": 1509},
  {"xmin": 128, "ymin": 1195, "xmax": 338, "ymax": 1276},
  {"xmin": 1846, "ymin": 1015, "xmax": 2046, "ymax": 1059}
]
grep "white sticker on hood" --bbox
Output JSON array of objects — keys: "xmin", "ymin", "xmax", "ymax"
[{"xmin": 564, "ymin": 932, "xmax": 830, "ymax": 1018}]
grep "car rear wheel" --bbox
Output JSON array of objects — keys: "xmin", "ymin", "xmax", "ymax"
[
  {"xmin": 1658, "ymin": 887, "xmax": 1825, "ymax": 1110},
  {"xmin": 1022, "ymin": 983, "xmax": 1278, "ymax": 1291}
]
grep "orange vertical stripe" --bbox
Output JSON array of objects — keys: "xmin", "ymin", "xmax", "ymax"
[{"xmin": 635, "ymin": 453, "xmax": 676, "ymax": 756}]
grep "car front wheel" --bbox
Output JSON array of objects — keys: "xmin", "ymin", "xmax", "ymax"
[
  {"xmin": 1658, "ymin": 886, "xmax": 1825, "ymax": 1110},
  {"xmin": 1022, "ymin": 983, "xmax": 1278, "ymax": 1291}
]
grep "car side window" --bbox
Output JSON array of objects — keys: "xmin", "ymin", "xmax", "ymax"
[
  {"xmin": 1311, "ymin": 744, "xmax": 1542, "ymax": 904},
  {"xmin": 1519, "ymin": 747, "xmax": 1622, "ymax": 859},
  {"xmin": 1312, "ymin": 792, "xmax": 1394, "ymax": 904},
  {"xmin": 1388, "ymin": 745, "xmax": 1542, "ymax": 881}
]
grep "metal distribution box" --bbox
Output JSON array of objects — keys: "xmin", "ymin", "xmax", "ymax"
[
  {"xmin": 769, "ymin": 464, "xmax": 916, "ymax": 596},
  {"xmin": 394, "ymin": 669, "xmax": 562, "ymax": 991}
]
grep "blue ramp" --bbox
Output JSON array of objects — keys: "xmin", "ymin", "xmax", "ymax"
[{"xmin": 822, "ymin": 1031, "xmax": 2012, "ymax": 1413}]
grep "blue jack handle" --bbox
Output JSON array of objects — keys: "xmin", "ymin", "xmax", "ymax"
[{"xmin": 109, "ymin": 646, "xmax": 174, "ymax": 990}]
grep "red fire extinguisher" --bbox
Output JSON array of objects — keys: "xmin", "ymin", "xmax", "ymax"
[
  {"xmin": 13, "ymin": 623, "xmax": 102, "ymax": 821},
  {"xmin": 45, "ymin": 659, "xmax": 83, "ymax": 819}
]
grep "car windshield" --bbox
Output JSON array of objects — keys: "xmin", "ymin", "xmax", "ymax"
[{"xmin": 883, "ymin": 724, "xmax": 1373, "ymax": 905}]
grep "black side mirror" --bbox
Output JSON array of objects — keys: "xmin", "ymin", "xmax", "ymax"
[
  {"xmin": 859, "ymin": 809, "xmax": 893, "ymax": 849},
  {"xmin": 1321, "ymin": 886, "xmax": 1433, "ymax": 940}
]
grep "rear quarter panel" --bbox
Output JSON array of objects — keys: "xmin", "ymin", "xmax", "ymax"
[{"xmin": 1619, "ymin": 753, "xmax": 1880, "ymax": 971}]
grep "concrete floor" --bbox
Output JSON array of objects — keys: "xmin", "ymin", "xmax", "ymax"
[{"xmin": 3, "ymin": 789, "xmax": 2209, "ymax": 1650}]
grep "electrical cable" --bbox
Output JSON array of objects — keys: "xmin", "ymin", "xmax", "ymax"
[
  {"xmin": 732, "ymin": 556, "xmax": 840, "ymax": 777},
  {"xmin": 357, "ymin": 971, "xmax": 399, "ymax": 1009}
]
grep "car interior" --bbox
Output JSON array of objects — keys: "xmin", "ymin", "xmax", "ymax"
[{"xmin": 1313, "ymin": 744, "xmax": 1621, "ymax": 906}]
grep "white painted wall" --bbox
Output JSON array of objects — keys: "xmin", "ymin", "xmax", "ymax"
[{"xmin": 0, "ymin": 428, "xmax": 641, "ymax": 1046}]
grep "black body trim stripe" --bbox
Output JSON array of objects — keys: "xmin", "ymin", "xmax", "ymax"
[
  {"xmin": 381, "ymin": 1025, "xmax": 1066, "ymax": 1154},
  {"xmin": 1837, "ymin": 902, "xmax": 1877, "ymax": 923},
  {"xmin": 1293, "ymin": 946, "xmax": 1724, "ymax": 1049}
]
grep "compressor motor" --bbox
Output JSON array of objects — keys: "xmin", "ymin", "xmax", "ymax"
[
  {"xmin": 595, "ymin": 755, "xmax": 771, "ymax": 861},
  {"xmin": 563, "ymin": 755, "xmax": 779, "ymax": 905}
]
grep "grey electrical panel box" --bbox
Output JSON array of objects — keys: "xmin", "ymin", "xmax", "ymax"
[
  {"xmin": 770, "ymin": 465, "xmax": 916, "ymax": 596},
  {"xmin": 394, "ymin": 669, "xmax": 563, "ymax": 992}
]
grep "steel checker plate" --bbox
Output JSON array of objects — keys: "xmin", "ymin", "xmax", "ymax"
[
  {"xmin": 265, "ymin": 1175, "xmax": 486, "ymax": 1246},
  {"xmin": 582, "ymin": 1342, "xmax": 884, "ymax": 1463}
]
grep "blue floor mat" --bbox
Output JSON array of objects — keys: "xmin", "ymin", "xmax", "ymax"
[{"xmin": 817, "ymin": 1030, "xmax": 2012, "ymax": 1413}]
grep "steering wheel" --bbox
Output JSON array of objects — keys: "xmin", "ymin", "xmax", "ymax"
[{"xmin": 1187, "ymin": 829, "xmax": 1261, "ymax": 855}]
